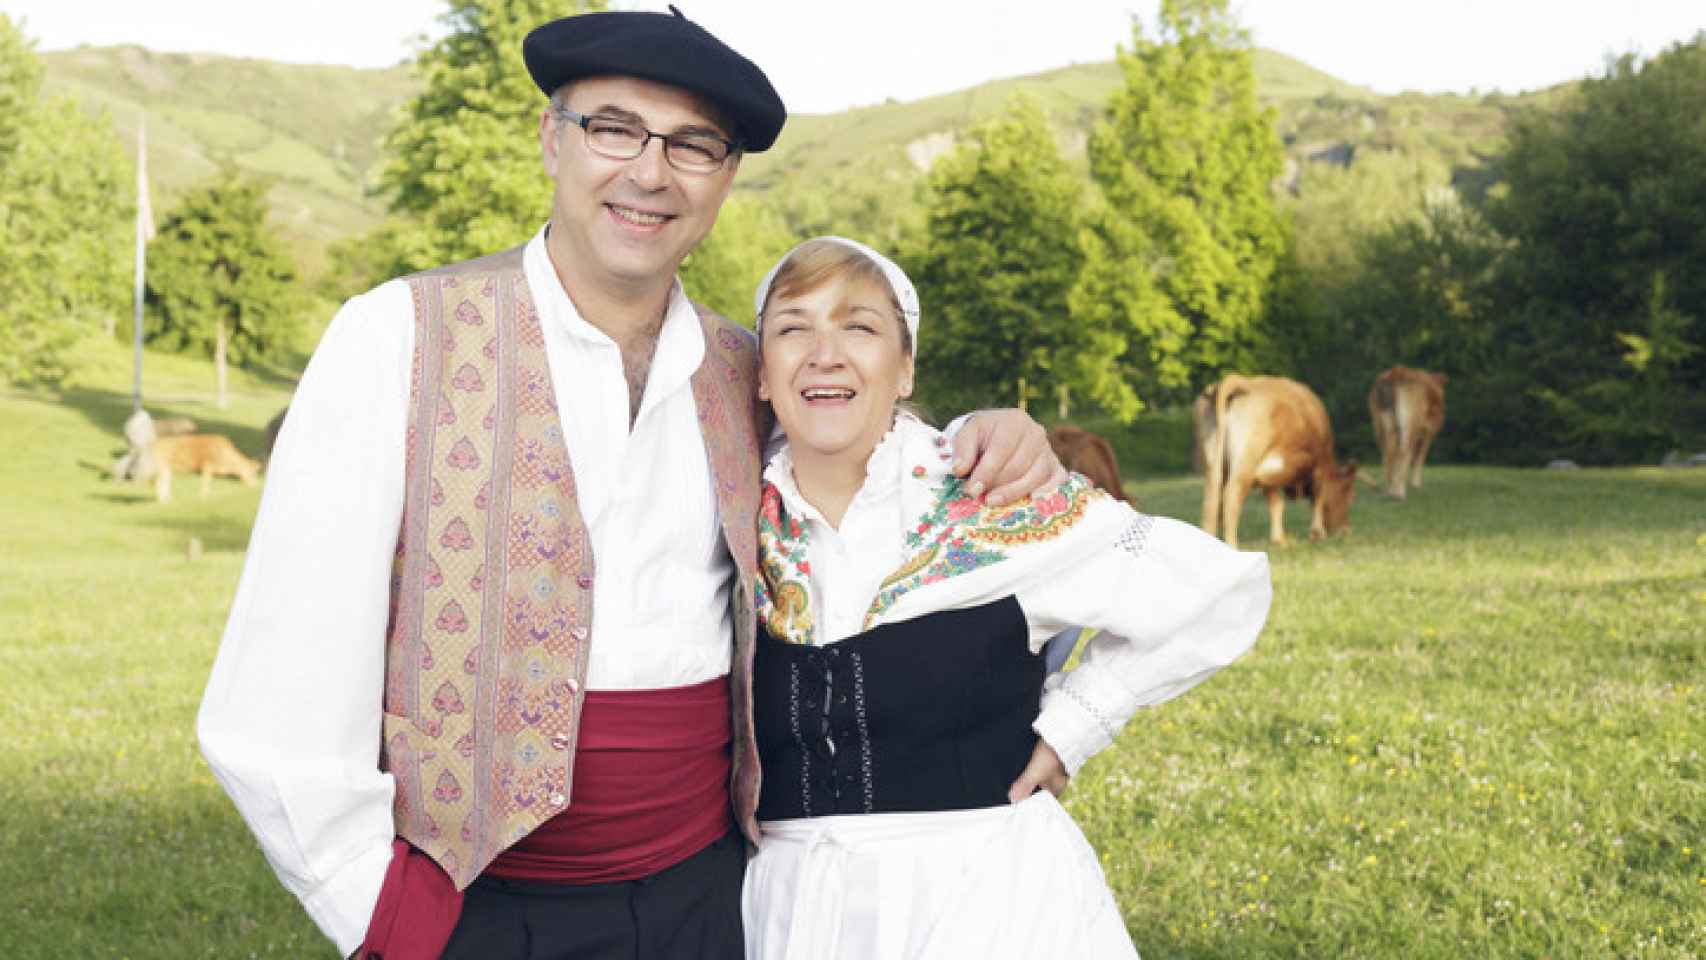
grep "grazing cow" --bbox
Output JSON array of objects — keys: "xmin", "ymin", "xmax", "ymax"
[
  {"xmin": 110, "ymin": 411, "xmax": 197, "ymax": 480},
  {"xmin": 146, "ymin": 434, "xmax": 262, "ymax": 502},
  {"xmin": 154, "ymin": 416, "xmax": 198, "ymax": 437},
  {"xmin": 1047, "ymin": 424, "xmax": 1129, "ymax": 502},
  {"xmin": 1200, "ymin": 375, "xmax": 1357, "ymax": 549},
  {"xmin": 1369, "ymin": 365, "xmax": 1446, "ymax": 499}
]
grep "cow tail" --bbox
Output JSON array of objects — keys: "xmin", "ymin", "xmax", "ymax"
[
  {"xmin": 1371, "ymin": 374, "xmax": 1393, "ymax": 440},
  {"xmin": 1207, "ymin": 371, "xmax": 1248, "ymax": 532},
  {"xmin": 1210, "ymin": 375, "xmax": 1246, "ymax": 496}
]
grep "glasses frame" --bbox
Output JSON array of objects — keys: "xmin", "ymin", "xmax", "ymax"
[{"xmin": 553, "ymin": 105, "xmax": 740, "ymax": 174}]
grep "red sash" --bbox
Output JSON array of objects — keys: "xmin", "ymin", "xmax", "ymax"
[
  {"xmin": 361, "ymin": 677, "xmax": 734, "ymax": 958},
  {"xmin": 484, "ymin": 675, "xmax": 735, "ymax": 883}
]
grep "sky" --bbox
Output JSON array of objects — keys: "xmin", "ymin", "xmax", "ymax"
[{"xmin": 6, "ymin": 0, "xmax": 1703, "ymax": 114}]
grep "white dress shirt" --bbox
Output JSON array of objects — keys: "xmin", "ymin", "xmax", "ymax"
[
  {"xmin": 762, "ymin": 415, "xmax": 1273, "ymax": 777},
  {"xmin": 197, "ymin": 228, "xmax": 735, "ymax": 955}
]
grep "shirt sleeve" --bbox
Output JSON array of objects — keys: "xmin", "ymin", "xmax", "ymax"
[
  {"xmin": 1019, "ymin": 512, "xmax": 1272, "ymax": 775},
  {"xmin": 196, "ymin": 280, "xmax": 414, "ymax": 956}
]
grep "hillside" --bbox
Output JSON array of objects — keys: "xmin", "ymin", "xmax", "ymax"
[
  {"xmin": 41, "ymin": 45, "xmax": 416, "ymax": 275},
  {"xmin": 740, "ymin": 48, "xmax": 1380, "ymax": 190},
  {"xmin": 42, "ymin": 43, "xmax": 1542, "ymax": 273}
]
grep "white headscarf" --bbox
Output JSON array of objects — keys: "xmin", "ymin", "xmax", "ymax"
[{"xmin": 752, "ymin": 236, "xmax": 920, "ymax": 350}]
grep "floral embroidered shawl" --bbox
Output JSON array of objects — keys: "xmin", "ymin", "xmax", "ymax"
[{"xmin": 755, "ymin": 415, "xmax": 1131, "ymax": 645}]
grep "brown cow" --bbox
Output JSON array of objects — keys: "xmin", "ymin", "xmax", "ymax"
[
  {"xmin": 1200, "ymin": 375, "xmax": 1357, "ymax": 549},
  {"xmin": 1369, "ymin": 365, "xmax": 1446, "ymax": 499},
  {"xmin": 1047, "ymin": 424, "xmax": 1129, "ymax": 502},
  {"xmin": 146, "ymin": 434, "xmax": 262, "ymax": 502}
]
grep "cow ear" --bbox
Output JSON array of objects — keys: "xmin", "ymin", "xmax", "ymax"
[{"xmin": 1436, "ymin": 373, "xmax": 1449, "ymax": 385}]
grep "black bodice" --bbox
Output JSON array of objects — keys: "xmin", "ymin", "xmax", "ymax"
[{"xmin": 753, "ymin": 596, "xmax": 1044, "ymax": 820}]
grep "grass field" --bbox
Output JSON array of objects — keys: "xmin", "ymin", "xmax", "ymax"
[{"xmin": 3, "ymin": 347, "xmax": 1702, "ymax": 958}]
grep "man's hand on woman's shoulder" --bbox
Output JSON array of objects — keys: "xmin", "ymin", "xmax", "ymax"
[{"xmin": 952, "ymin": 409, "xmax": 1067, "ymax": 507}]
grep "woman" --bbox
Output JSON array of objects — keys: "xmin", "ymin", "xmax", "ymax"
[{"xmin": 742, "ymin": 237, "xmax": 1273, "ymax": 959}]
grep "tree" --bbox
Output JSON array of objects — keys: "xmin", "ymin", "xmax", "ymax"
[
  {"xmin": 1267, "ymin": 194, "xmax": 1506, "ymax": 458},
  {"xmin": 376, "ymin": 0, "xmax": 607, "ymax": 274},
  {"xmin": 1481, "ymin": 35, "xmax": 1706, "ymax": 461},
  {"xmin": 907, "ymin": 97, "xmax": 1089, "ymax": 419},
  {"xmin": 147, "ymin": 172, "xmax": 300, "ymax": 408},
  {"xmin": 0, "ymin": 14, "xmax": 130, "ymax": 385},
  {"xmin": 1072, "ymin": 0, "xmax": 1287, "ymax": 406},
  {"xmin": 678, "ymin": 194, "xmax": 796, "ymax": 325}
]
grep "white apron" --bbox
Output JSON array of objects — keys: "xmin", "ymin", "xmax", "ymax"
[{"xmin": 742, "ymin": 792, "xmax": 1140, "ymax": 960}]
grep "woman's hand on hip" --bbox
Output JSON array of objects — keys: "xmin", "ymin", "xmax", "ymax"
[{"xmin": 1008, "ymin": 738, "xmax": 1069, "ymax": 803}]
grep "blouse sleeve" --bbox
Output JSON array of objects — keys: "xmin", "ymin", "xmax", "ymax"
[
  {"xmin": 195, "ymin": 280, "xmax": 414, "ymax": 956},
  {"xmin": 1018, "ymin": 511, "xmax": 1272, "ymax": 775}
]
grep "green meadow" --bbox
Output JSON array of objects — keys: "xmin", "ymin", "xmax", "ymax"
[{"xmin": 3, "ymin": 345, "xmax": 1702, "ymax": 958}]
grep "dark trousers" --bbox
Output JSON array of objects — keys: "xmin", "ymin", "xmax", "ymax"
[{"xmin": 440, "ymin": 830, "xmax": 745, "ymax": 960}]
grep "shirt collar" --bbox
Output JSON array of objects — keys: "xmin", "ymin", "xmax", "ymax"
[
  {"xmin": 523, "ymin": 226, "xmax": 707, "ymax": 404},
  {"xmin": 763, "ymin": 413, "xmax": 941, "ymax": 529}
]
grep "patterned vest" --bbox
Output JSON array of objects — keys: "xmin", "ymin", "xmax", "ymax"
[{"xmin": 379, "ymin": 245, "xmax": 765, "ymax": 889}]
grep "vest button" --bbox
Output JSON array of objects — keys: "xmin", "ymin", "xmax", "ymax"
[
  {"xmin": 576, "ymin": 573, "xmax": 593, "ymax": 589},
  {"xmin": 550, "ymin": 733, "xmax": 571, "ymax": 751},
  {"xmin": 549, "ymin": 791, "xmax": 567, "ymax": 807},
  {"xmin": 570, "ymin": 625, "xmax": 589, "ymax": 642}
]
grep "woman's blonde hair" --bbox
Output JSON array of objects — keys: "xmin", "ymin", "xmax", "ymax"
[{"xmin": 759, "ymin": 239, "xmax": 913, "ymax": 356}]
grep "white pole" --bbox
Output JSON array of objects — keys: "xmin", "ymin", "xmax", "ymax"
[{"xmin": 132, "ymin": 119, "xmax": 152, "ymax": 413}]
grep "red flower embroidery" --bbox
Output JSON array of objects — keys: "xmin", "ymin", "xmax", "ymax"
[
  {"xmin": 946, "ymin": 496, "xmax": 980, "ymax": 521},
  {"xmin": 912, "ymin": 465, "xmax": 926, "ymax": 477},
  {"xmin": 446, "ymin": 437, "xmax": 481, "ymax": 470},
  {"xmin": 432, "ymin": 680, "xmax": 466, "ymax": 714},
  {"xmin": 436, "ymin": 600, "xmax": 469, "ymax": 633},
  {"xmin": 1034, "ymin": 491, "xmax": 1069, "ymax": 517},
  {"xmin": 432, "ymin": 769, "xmax": 463, "ymax": 804},
  {"xmin": 441, "ymin": 518, "xmax": 474, "ymax": 551},
  {"xmin": 451, "ymin": 362, "xmax": 485, "ymax": 392}
]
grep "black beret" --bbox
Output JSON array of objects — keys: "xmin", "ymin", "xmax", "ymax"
[{"xmin": 523, "ymin": 7, "xmax": 787, "ymax": 153}]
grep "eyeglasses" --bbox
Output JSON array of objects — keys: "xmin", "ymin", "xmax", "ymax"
[{"xmin": 554, "ymin": 106, "xmax": 739, "ymax": 174}]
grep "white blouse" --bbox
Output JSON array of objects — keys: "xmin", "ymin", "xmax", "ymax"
[{"xmin": 763, "ymin": 415, "xmax": 1273, "ymax": 776}]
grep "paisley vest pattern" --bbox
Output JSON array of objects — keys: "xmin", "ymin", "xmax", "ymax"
[{"xmin": 379, "ymin": 245, "xmax": 764, "ymax": 889}]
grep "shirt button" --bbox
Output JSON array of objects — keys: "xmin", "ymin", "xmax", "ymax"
[
  {"xmin": 549, "ymin": 791, "xmax": 567, "ymax": 807},
  {"xmin": 565, "ymin": 678, "xmax": 581, "ymax": 696},
  {"xmin": 569, "ymin": 625, "xmax": 589, "ymax": 642},
  {"xmin": 576, "ymin": 573, "xmax": 593, "ymax": 589},
  {"xmin": 550, "ymin": 733, "xmax": 571, "ymax": 751}
]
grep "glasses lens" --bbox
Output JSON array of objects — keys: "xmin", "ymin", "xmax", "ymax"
[
  {"xmin": 584, "ymin": 118, "xmax": 647, "ymax": 159},
  {"xmin": 666, "ymin": 135, "xmax": 729, "ymax": 172}
]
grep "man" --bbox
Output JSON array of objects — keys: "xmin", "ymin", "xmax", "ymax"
[{"xmin": 197, "ymin": 9, "xmax": 1061, "ymax": 960}]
